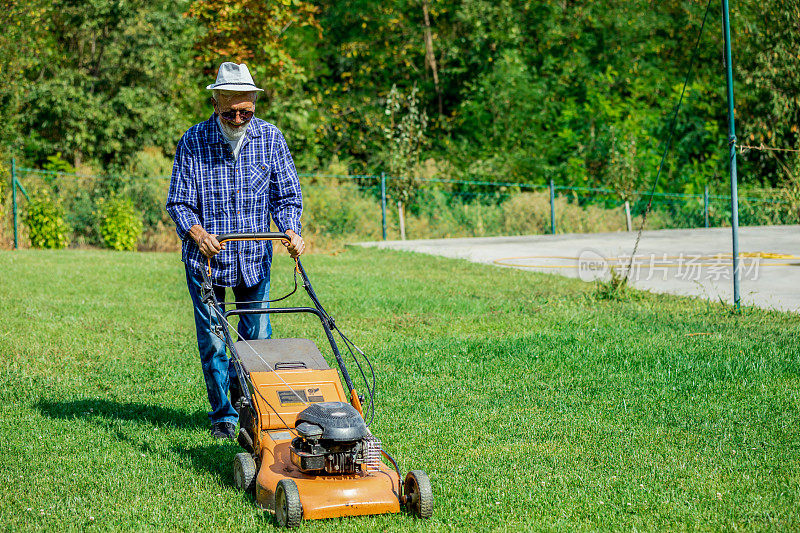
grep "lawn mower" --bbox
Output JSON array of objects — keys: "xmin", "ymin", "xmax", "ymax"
[{"xmin": 199, "ymin": 232, "xmax": 433, "ymax": 528}]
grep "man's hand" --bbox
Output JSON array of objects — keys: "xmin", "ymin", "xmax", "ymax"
[
  {"xmin": 283, "ymin": 229, "xmax": 305, "ymax": 258},
  {"xmin": 189, "ymin": 225, "xmax": 226, "ymax": 259}
]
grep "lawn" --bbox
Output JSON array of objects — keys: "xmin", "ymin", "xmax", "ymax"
[{"xmin": 1, "ymin": 246, "xmax": 798, "ymax": 531}]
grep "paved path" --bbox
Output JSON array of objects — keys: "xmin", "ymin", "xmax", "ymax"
[{"xmin": 358, "ymin": 226, "xmax": 800, "ymax": 313}]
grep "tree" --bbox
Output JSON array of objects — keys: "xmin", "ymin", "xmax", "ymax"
[
  {"xmin": 734, "ymin": 0, "xmax": 800, "ymax": 187},
  {"xmin": 382, "ymin": 84, "xmax": 428, "ymax": 239},
  {"xmin": 9, "ymin": 0, "xmax": 199, "ymax": 170},
  {"xmin": 187, "ymin": 0, "xmax": 321, "ymax": 105}
]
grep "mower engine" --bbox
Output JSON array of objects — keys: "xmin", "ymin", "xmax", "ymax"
[{"xmin": 290, "ymin": 402, "xmax": 380, "ymax": 475}]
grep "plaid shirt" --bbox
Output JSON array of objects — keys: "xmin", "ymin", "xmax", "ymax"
[{"xmin": 166, "ymin": 115, "xmax": 302, "ymax": 287}]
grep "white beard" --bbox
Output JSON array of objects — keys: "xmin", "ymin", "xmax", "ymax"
[{"xmin": 217, "ymin": 115, "xmax": 249, "ymax": 141}]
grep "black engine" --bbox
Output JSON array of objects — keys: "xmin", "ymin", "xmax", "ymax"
[{"xmin": 290, "ymin": 402, "xmax": 379, "ymax": 475}]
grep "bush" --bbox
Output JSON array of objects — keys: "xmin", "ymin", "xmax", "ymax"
[
  {"xmin": 22, "ymin": 193, "xmax": 70, "ymax": 249},
  {"xmin": 302, "ymin": 179, "xmax": 381, "ymax": 241},
  {"xmin": 95, "ymin": 195, "xmax": 143, "ymax": 251},
  {"xmin": 500, "ymin": 192, "xmax": 630, "ymax": 235},
  {"xmin": 123, "ymin": 147, "xmax": 175, "ymax": 232}
]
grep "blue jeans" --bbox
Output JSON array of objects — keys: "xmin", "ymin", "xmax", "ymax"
[{"xmin": 185, "ymin": 265, "xmax": 272, "ymax": 426}]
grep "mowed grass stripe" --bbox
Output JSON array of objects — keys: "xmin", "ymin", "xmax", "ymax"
[{"xmin": 0, "ymin": 247, "xmax": 798, "ymax": 531}]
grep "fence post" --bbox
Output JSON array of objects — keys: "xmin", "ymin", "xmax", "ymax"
[
  {"xmin": 380, "ymin": 172, "xmax": 387, "ymax": 240},
  {"xmin": 704, "ymin": 184, "xmax": 709, "ymax": 228},
  {"xmin": 549, "ymin": 178, "xmax": 556, "ymax": 235},
  {"xmin": 11, "ymin": 157, "xmax": 17, "ymax": 250}
]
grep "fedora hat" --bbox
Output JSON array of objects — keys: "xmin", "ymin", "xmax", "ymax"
[{"xmin": 206, "ymin": 62, "xmax": 264, "ymax": 92}]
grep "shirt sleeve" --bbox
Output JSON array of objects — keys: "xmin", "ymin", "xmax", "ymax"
[
  {"xmin": 269, "ymin": 129, "xmax": 303, "ymax": 235},
  {"xmin": 166, "ymin": 136, "xmax": 201, "ymax": 240}
]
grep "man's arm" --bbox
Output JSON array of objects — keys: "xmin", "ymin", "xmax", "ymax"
[
  {"xmin": 269, "ymin": 129, "xmax": 304, "ymax": 257},
  {"xmin": 167, "ymin": 139, "xmax": 227, "ymax": 259},
  {"xmin": 188, "ymin": 224, "xmax": 226, "ymax": 258},
  {"xmin": 166, "ymin": 138, "xmax": 202, "ymax": 241}
]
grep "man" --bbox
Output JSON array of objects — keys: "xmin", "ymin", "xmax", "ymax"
[{"xmin": 166, "ymin": 62, "xmax": 305, "ymax": 440}]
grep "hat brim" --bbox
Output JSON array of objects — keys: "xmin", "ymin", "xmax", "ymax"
[{"xmin": 206, "ymin": 82, "xmax": 264, "ymax": 92}]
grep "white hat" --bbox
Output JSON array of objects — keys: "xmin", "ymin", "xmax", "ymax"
[{"xmin": 206, "ymin": 62, "xmax": 264, "ymax": 92}]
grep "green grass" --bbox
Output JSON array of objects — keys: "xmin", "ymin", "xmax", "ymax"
[{"xmin": 1, "ymin": 247, "xmax": 798, "ymax": 531}]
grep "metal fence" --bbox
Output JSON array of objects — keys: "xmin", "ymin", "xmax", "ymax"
[{"xmin": 6, "ymin": 158, "xmax": 794, "ymax": 249}]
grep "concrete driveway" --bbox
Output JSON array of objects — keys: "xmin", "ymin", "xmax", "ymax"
[{"xmin": 358, "ymin": 225, "xmax": 800, "ymax": 313}]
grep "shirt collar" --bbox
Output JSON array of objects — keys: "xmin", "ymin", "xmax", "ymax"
[{"xmin": 205, "ymin": 114, "xmax": 264, "ymax": 145}]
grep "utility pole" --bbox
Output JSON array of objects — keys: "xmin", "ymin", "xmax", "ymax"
[{"xmin": 722, "ymin": 0, "xmax": 741, "ymax": 310}]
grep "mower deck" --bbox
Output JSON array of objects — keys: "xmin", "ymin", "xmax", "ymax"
[
  {"xmin": 256, "ymin": 436, "xmax": 400, "ymax": 518},
  {"xmin": 240, "ymin": 339, "xmax": 401, "ymax": 517}
]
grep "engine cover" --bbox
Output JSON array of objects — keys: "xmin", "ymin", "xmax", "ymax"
[
  {"xmin": 295, "ymin": 401, "xmax": 368, "ymax": 442},
  {"xmin": 290, "ymin": 402, "xmax": 374, "ymax": 475}
]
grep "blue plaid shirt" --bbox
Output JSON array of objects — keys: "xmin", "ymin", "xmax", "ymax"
[{"xmin": 166, "ymin": 115, "xmax": 302, "ymax": 287}]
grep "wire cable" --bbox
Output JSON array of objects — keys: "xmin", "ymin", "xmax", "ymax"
[
  {"xmin": 339, "ymin": 332, "xmax": 375, "ymax": 426},
  {"xmin": 337, "ymin": 329, "xmax": 376, "ymax": 426},
  {"xmin": 625, "ymin": 0, "xmax": 714, "ymax": 280},
  {"xmin": 208, "ymin": 302, "xmax": 310, "ymax": 407}
]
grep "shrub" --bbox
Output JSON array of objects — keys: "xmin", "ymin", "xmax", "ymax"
[
  {"xmin": 22, "ymin": 193, "xmax": 70, "ymax": 249},
  {"xmin": 302, "ymin": 179, "xmax": 381, "ymax": 240},
  {"xmin": 95, "ymin": 195, "xmax": 143, "ymax": 251}
]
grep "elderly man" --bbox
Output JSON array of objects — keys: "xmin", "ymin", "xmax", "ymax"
[{"xmin": 167, "ymin": 62, "xmax": 305, "ymax": 440}]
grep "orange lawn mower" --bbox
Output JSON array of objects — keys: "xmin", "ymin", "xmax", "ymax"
[{"xmin": 199, "ymin": 232, "xmax": 433, "ymax": 528}]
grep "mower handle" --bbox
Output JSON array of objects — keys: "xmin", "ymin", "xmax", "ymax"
[
  {"xmin": 200, "ymin": 233, "xmax": 364, "ymax": 416},
  {"xmin": 216, "ymin": 232, "xmax": 290, "ymax": 243},
  {"xmin": 205, "ymin": 232, "xmax": 297, "ymax": 278}
]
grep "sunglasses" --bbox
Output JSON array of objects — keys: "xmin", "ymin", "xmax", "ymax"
[{"xmin": 218, "ymin": 108, "xmax": 254, "ymax": 122}]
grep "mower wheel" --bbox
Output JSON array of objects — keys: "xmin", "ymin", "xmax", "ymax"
[
  {"xmin": 233, "ymin": 453, "xmax": 256, "ymax": 493},
  {"xmin": 275, "ymin": 479, "xmax": 302, "ymax": 528},
  {"xmin": 403, "ymin": 470, "xmax": 433, "ymax": 519}
]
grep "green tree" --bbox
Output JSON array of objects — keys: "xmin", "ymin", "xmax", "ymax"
[
  {"xmin": 734, "ymin": 0, "xmax": 800, "ymax": 187},
  {"xmin": 382, "ymin": 84, "xmax": 428, "ymax": 239},
  {"xmin": 11, "ymin": 0, "xmax": 199, "ymax": 170},
  {"xmin": 187, "ymin": 0, "xmax": 320, "ymax": 105}
]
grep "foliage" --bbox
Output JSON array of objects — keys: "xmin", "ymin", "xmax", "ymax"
[
  {"xmin": 42, "ymin": 153, "xmax": 75, "ymax": 175},
  {"xmin": 122, "ymin": 147, "xmax": 176, "ymax": 231},
  {"xmin": 381, "ymin": 84, "xmax": 428, "ymax": 207},
  {"xmin": 1, "ymin": 0, "xmax": 799, "ymax": 217},
  {"xmin": 302, "ymin": 179, "xmax": 378, "ymax": 237},
  {"xmin": 186, "ymin": 0, "xmax": 320, "ymax": 105},
  {"xmin": 22, "ymin": 193, "xmax": 70, "ymax": 249},
  {"xmin": 593, "ymin": 266, "xmax": 634, "ymax": 301},
  {"xmin": 94, "ymin": 195, "xmax": 143, "ymax": 251},
  {"xmin": 777, "ymin": 153, "xmax": 800, "ymax": 224},
  {"xmin": 735, "ymin": 0, "xmax": 800, "ymax": 185},
  {"xmin": 606, "ymin": 128, "xmax": 644, "ymax": 202},
  {"xmin": 2, "ymin": 0, "xmax": 199, "ymax": 171}
]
